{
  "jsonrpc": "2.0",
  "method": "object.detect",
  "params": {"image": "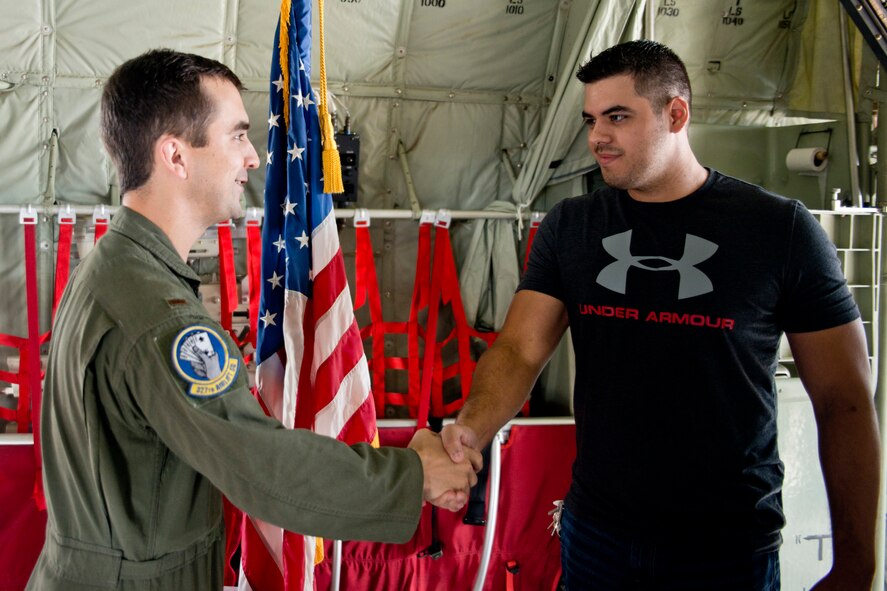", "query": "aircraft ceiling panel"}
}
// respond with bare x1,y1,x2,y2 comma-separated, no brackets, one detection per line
233,1,281,82
395,99,503,211
658,0,797,104
53,86,108,205
403,0,557,95
309,0,402,85
0,84,43,203
53,0,227,78
0,2,41,75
